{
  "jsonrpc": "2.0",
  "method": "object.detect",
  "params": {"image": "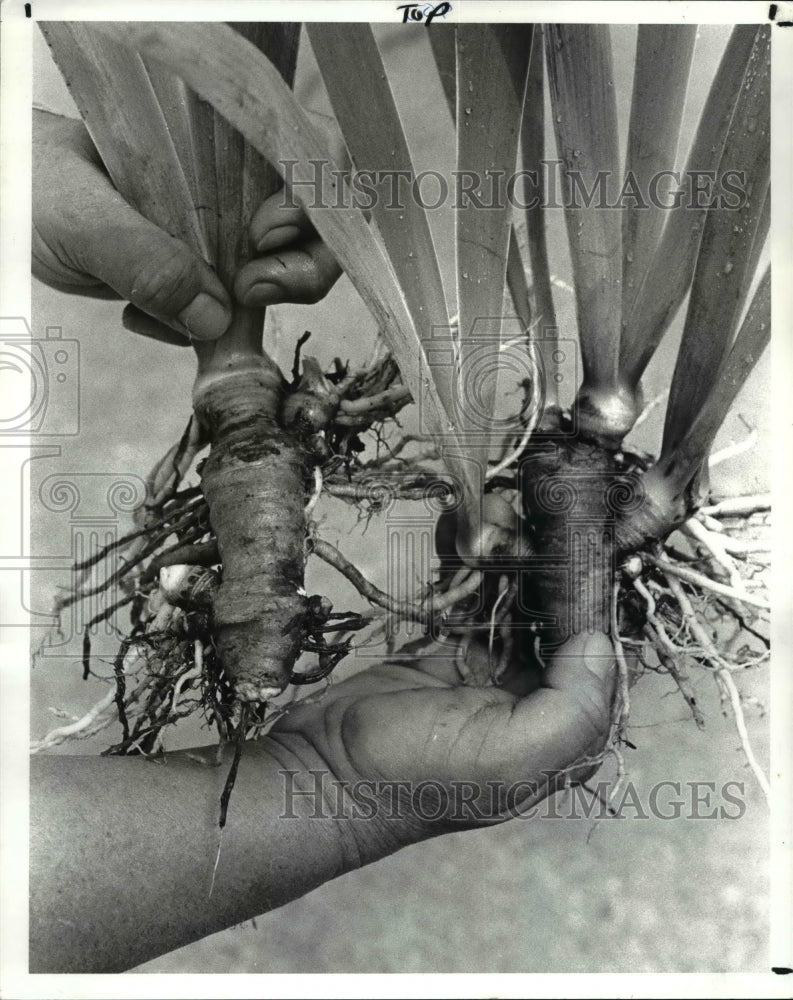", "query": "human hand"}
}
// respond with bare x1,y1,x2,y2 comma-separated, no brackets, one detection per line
29,631,615,972
268,631,617,854
32,110,341,344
